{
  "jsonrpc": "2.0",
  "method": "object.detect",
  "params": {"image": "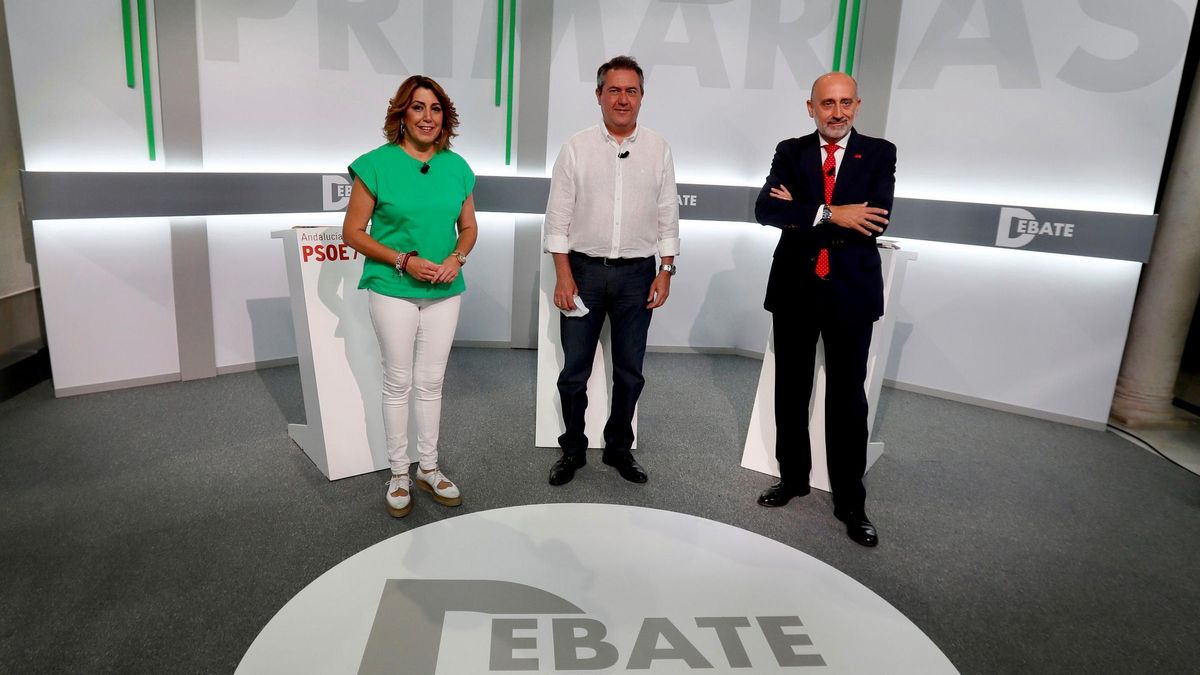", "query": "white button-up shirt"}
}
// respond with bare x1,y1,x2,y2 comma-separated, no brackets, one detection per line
811,132,849,226
543,124,680,258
